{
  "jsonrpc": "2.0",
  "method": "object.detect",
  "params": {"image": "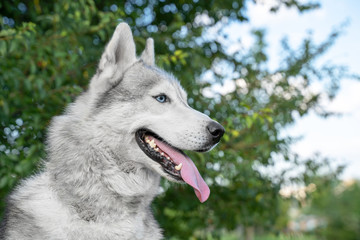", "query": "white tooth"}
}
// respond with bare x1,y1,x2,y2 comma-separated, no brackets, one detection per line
155,147,159,151
161,152,164,156
175,163,183,171
148,139,156,148
166,157,170,160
